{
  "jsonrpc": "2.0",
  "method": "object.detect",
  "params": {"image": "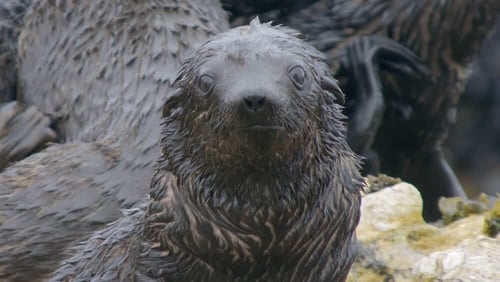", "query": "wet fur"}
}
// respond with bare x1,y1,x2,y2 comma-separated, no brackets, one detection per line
0,0,228,280
281,0,500,219
51,20,364,282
